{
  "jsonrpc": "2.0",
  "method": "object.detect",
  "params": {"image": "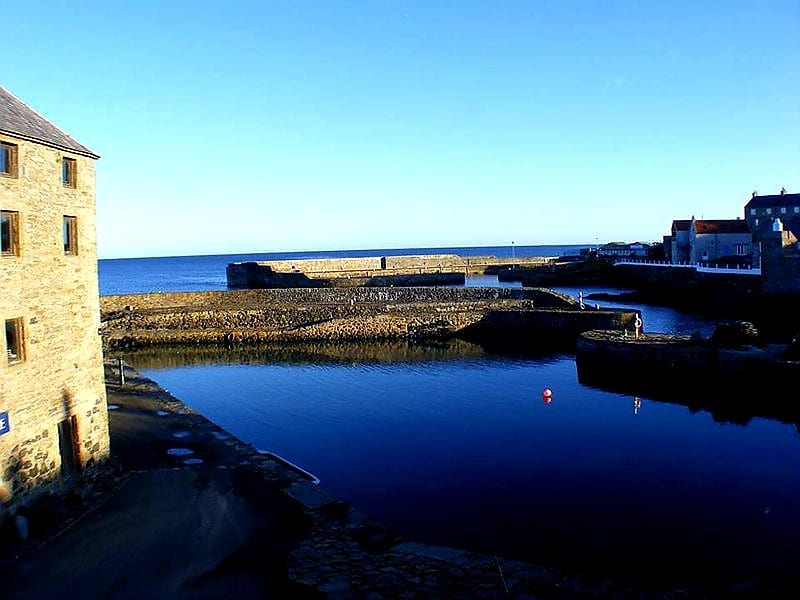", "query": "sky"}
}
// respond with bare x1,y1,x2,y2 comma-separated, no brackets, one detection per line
3,1,798,259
